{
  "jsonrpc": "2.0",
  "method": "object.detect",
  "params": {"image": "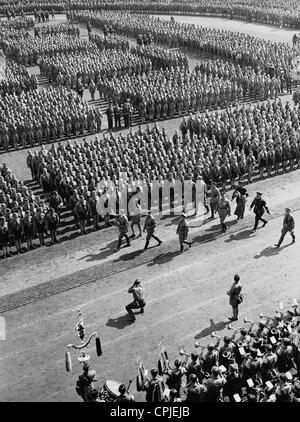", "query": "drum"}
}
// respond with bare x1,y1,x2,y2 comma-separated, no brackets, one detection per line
100,380,121,402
